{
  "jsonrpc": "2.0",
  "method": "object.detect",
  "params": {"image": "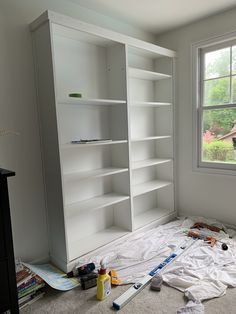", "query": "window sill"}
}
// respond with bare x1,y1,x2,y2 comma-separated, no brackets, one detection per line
193,163,236,176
